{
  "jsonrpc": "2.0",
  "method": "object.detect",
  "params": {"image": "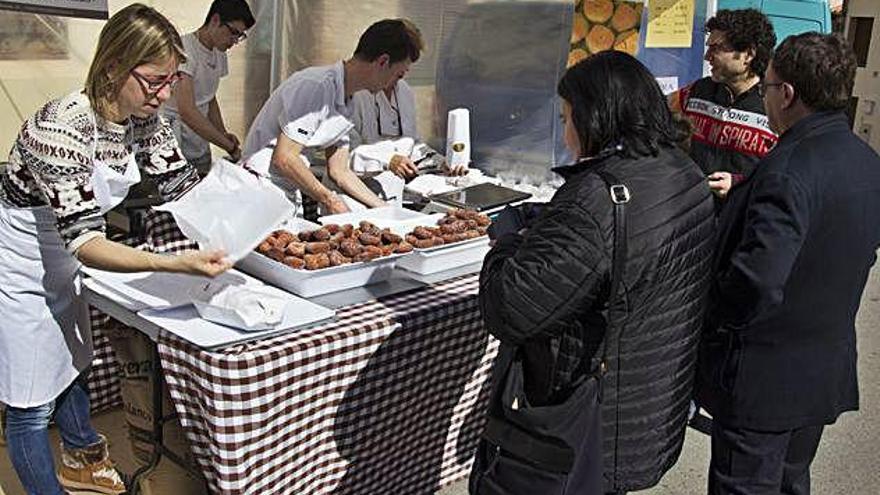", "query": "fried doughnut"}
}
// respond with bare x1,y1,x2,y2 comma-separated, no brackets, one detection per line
413,226,433,240
354,245,382,262
328,250,351,266
304,253,330,270
341,224,355,237
432,236,446,246
395,242,413,253
412,238,434,249
359,220,378,232
285,242,306,257
339,239,363,257
257,241,272,254
358,233,382,246
381,231,402,244
312,228,331,241
305,241,331,254
324,224,340,234
297,230,313,242
475,214,491,227
405,234,419,245
276,231,295,245
283,256,306,269
380,244,396,256
267,246,286,261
